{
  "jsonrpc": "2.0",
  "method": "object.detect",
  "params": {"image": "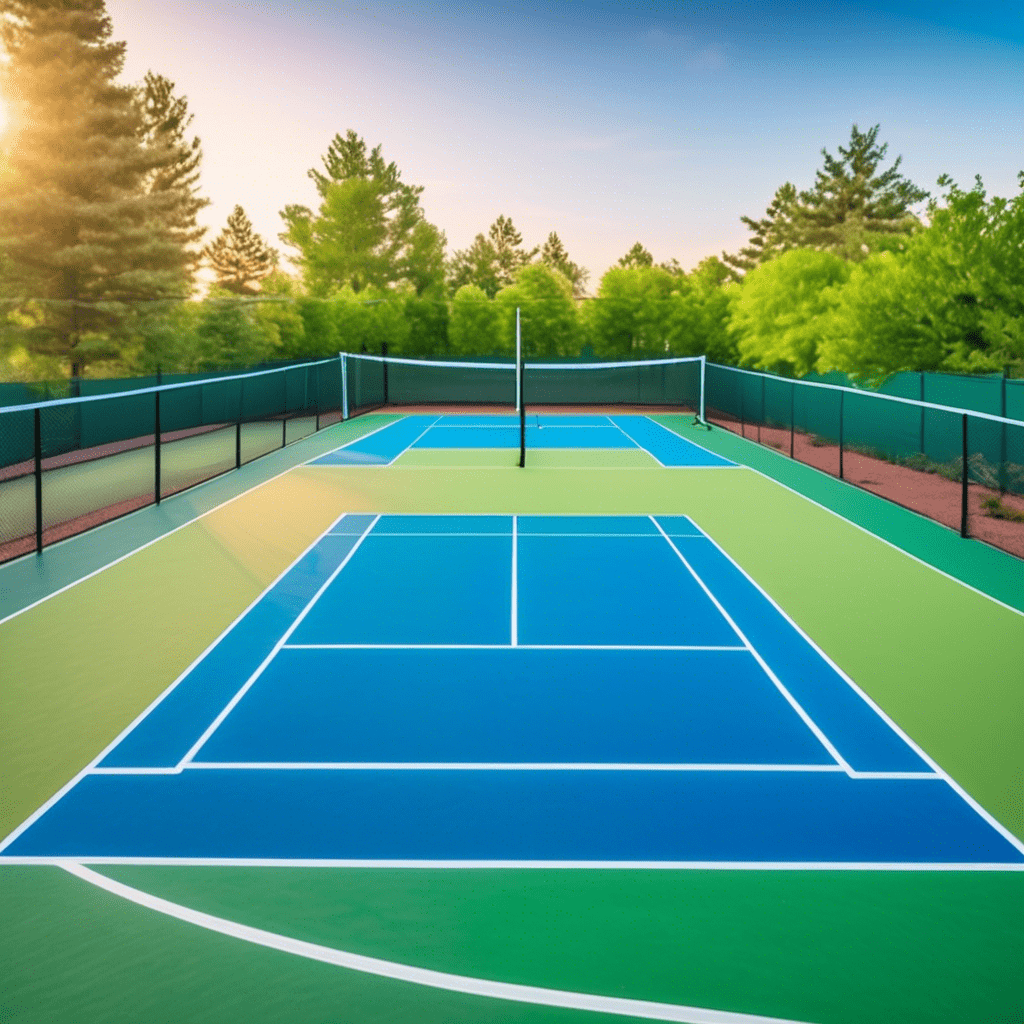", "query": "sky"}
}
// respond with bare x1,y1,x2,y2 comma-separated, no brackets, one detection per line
99,0,1024,288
